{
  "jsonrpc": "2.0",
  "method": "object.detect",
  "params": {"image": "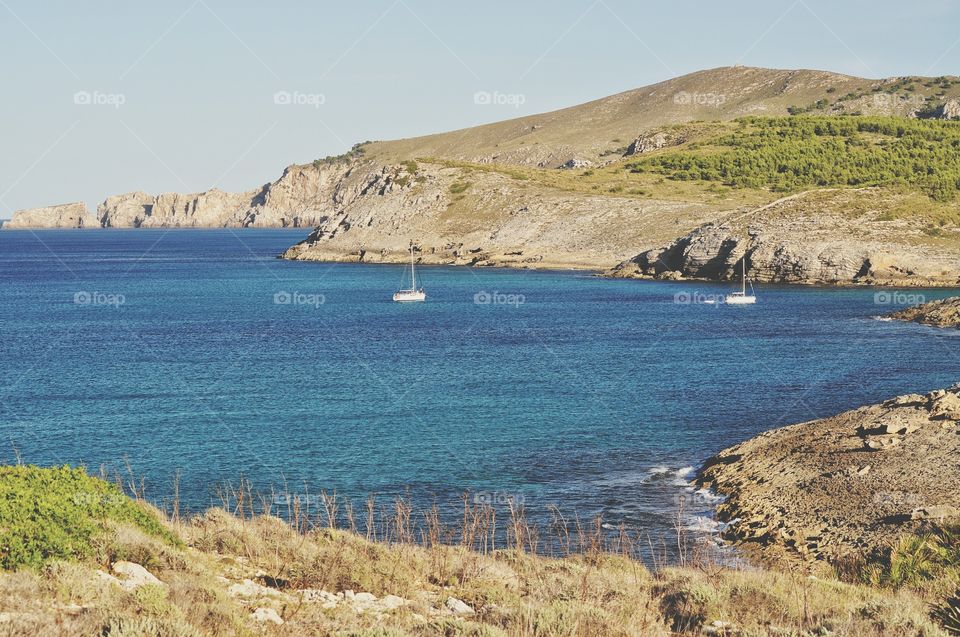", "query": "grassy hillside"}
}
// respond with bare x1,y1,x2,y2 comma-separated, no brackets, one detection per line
364,67,960,170
1,465,959,635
